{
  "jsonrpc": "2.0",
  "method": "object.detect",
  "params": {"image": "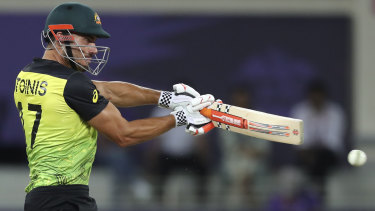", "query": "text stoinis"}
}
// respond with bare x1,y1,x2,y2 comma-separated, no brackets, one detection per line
15,77,48,96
